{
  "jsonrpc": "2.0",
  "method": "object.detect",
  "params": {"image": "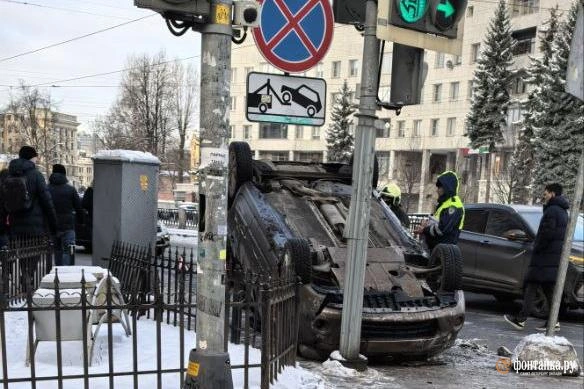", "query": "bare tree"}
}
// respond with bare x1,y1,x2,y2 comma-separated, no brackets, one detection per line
395,137,422,213
492,151,523,204
171,62,198,183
